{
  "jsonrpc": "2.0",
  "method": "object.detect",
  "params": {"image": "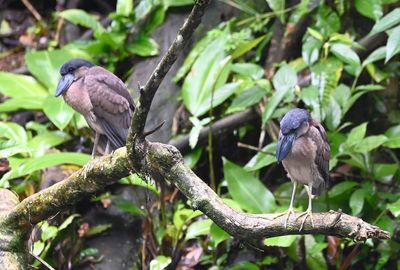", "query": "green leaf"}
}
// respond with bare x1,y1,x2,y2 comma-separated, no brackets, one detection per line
41,223,58,241
25,49,91,91
349,189,367,215
33,241,45,256
324,96,341,130
58,214,80,231
362,46,386,66
113,197,144,216
185,219,212,240
127,36,159,57
262,88,290,123
231,63,264,80
272,65,297,92
59,9,103,31
231,35,266,59
173,33,214,82
0,97,45,112
0,73,47,98
369,8,400,35
355,135,388,152
329,181,358,197
195,82,240,117
227,85,267,114
305,235,327,270
27,131,70,156
355,0,382,20
150,256,172,270
229,262,260,270
173,208,202,230
347,123,367,145
383,137,400,148
87,224,112,237
302,36,322,65
210,223,230,247
0,122,28,144
244,152,276,171
264,235,298,247
385,25,400,63
181,34,229,116
387,198,400,217
116,0,133,16
43,96,75,130
9,152,90,180
307,27,324,41
330,44,361,67
164,0,194,7
223,158,276,213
